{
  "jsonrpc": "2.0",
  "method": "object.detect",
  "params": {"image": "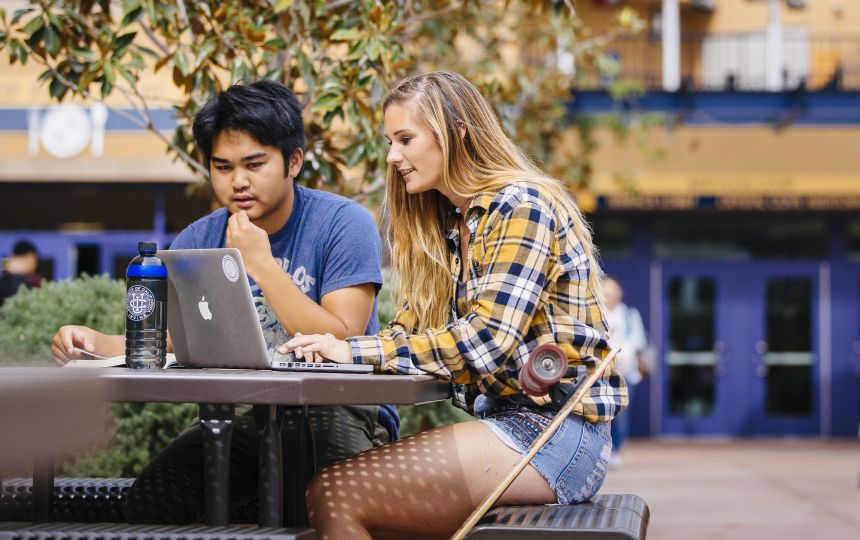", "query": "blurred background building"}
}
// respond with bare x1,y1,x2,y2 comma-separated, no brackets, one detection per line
1,0,858,438
574,0,860,440
0,53,208,279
